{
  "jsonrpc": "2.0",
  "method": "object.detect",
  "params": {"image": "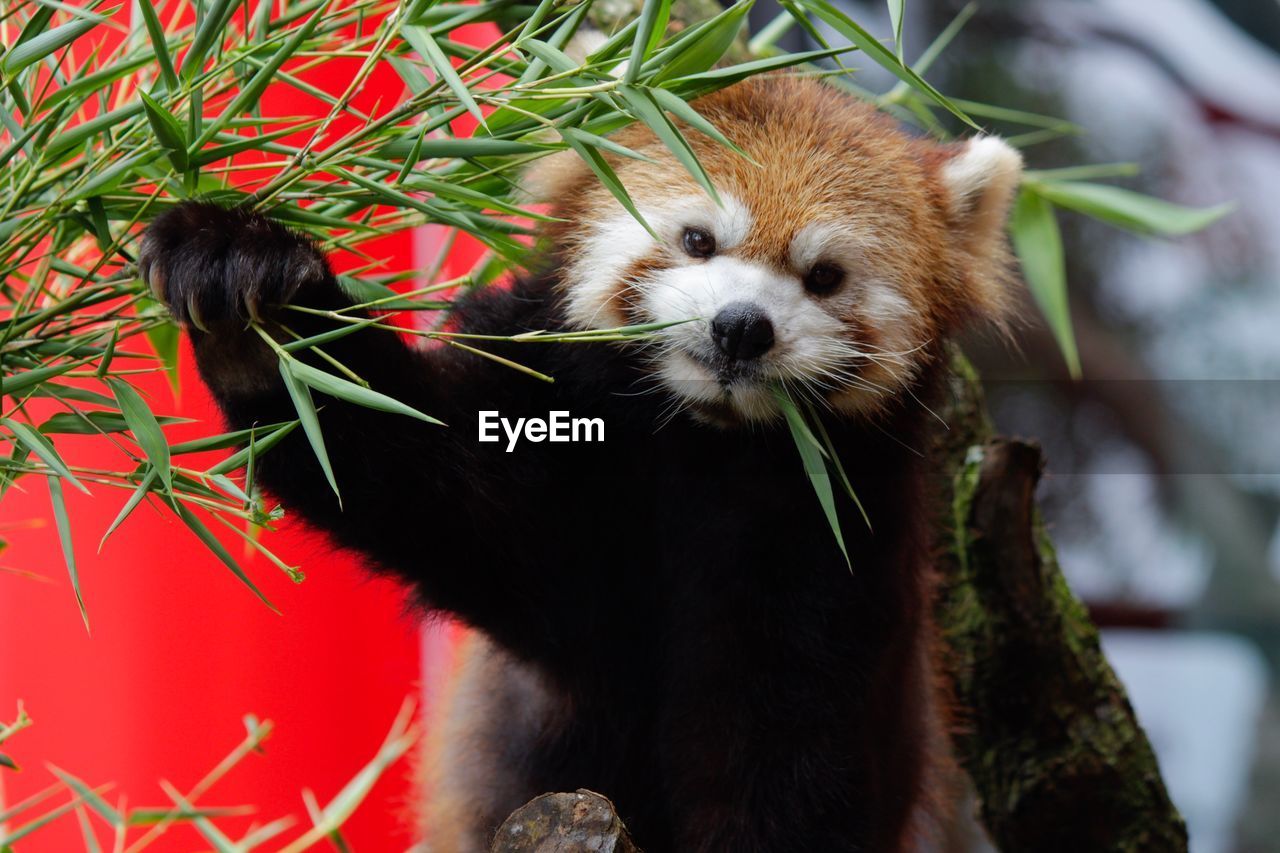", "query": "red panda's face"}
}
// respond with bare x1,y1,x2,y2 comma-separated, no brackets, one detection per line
534,78,1023,424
